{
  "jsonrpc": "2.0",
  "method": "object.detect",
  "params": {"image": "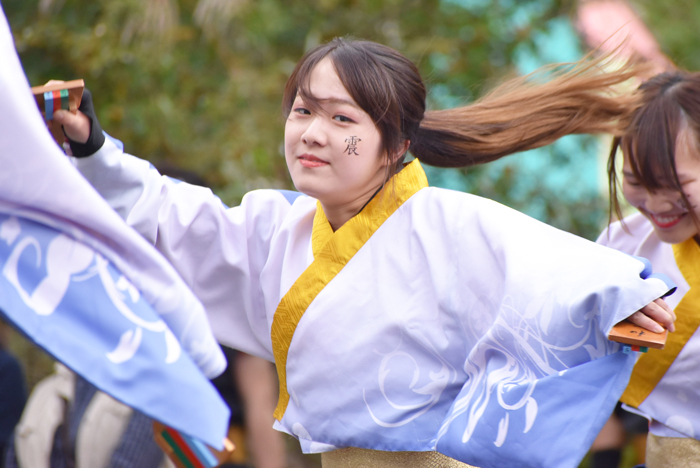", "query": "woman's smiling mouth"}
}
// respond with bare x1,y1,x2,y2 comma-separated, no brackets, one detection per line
298,154,330,168
648,212,686,229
